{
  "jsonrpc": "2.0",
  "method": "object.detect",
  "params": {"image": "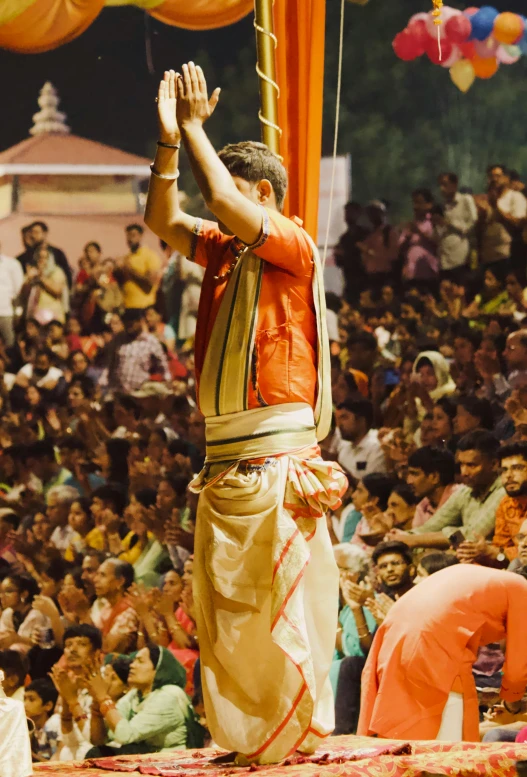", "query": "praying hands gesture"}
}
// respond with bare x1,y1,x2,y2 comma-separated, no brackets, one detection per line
157,70,181,146
176,63,221,130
